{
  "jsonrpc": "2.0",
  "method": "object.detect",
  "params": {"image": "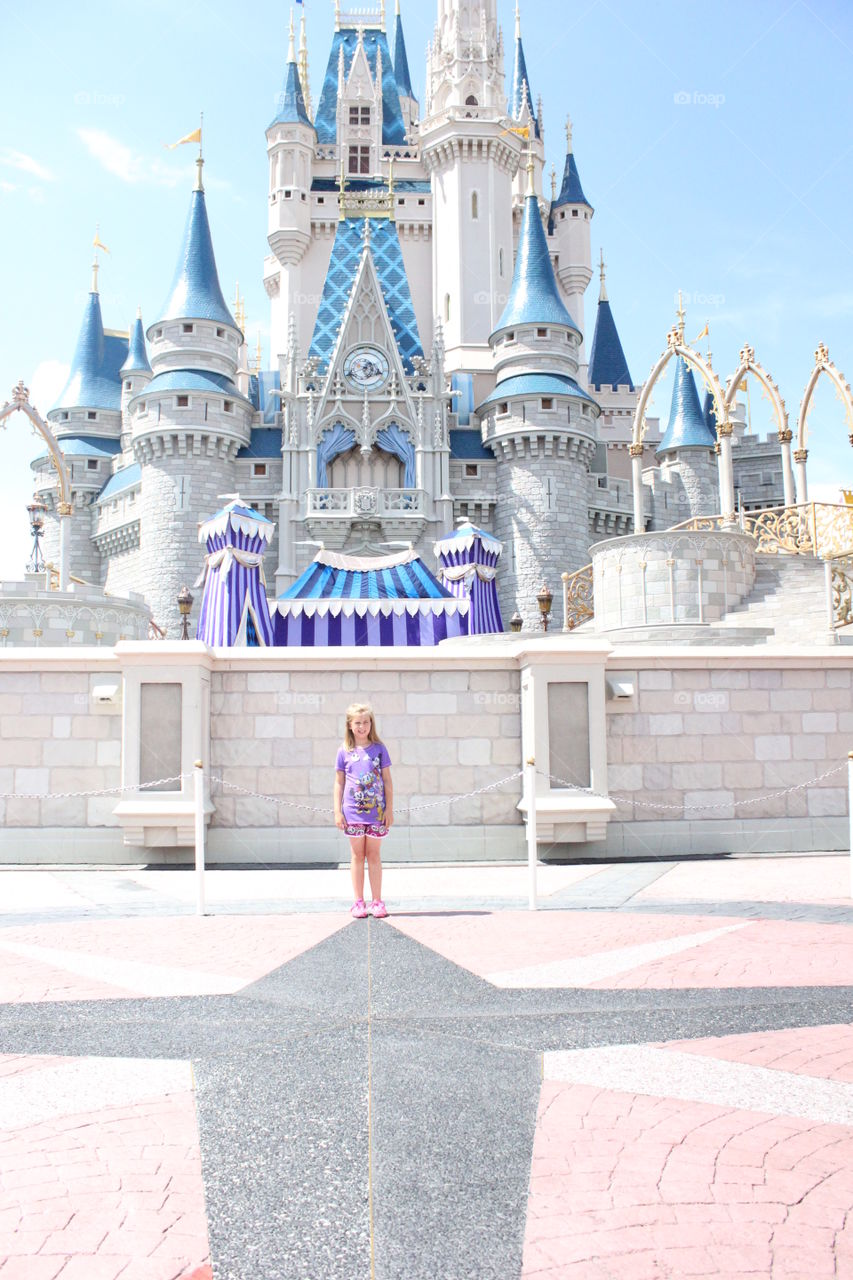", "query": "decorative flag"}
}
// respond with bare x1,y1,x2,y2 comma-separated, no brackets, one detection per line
93,232,110,254
693,322,710,343
165,127,202,150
